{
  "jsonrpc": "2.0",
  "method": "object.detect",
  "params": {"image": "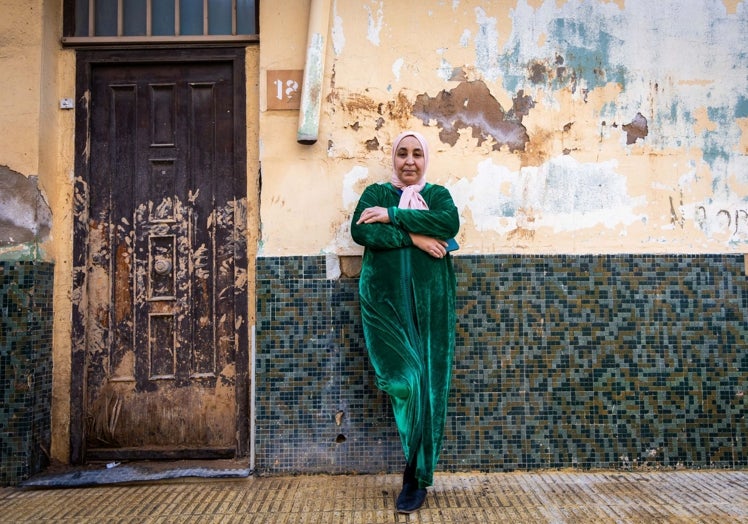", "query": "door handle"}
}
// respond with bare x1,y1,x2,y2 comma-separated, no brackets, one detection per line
153,258,173,275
